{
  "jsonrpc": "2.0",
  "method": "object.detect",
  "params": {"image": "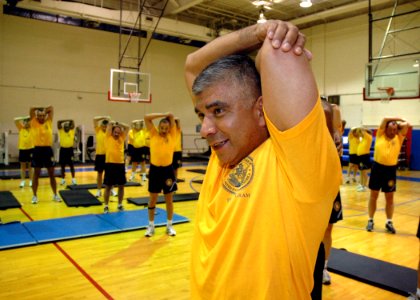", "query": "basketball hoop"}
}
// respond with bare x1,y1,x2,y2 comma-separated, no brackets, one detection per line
377,87,394,102
128,92,141,103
